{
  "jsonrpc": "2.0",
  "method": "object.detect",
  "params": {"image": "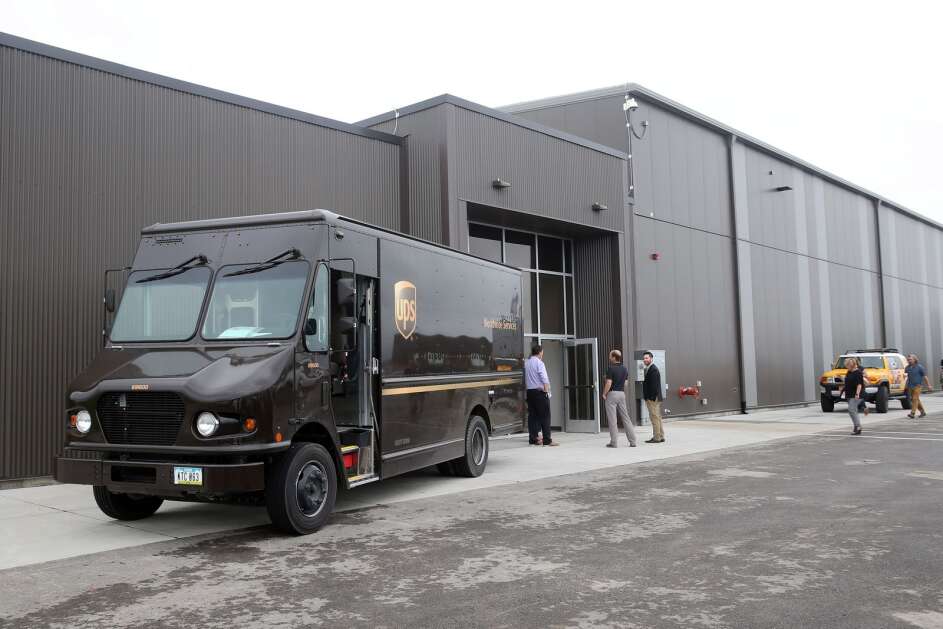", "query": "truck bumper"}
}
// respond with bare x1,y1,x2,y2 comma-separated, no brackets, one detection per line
55,456,265,495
